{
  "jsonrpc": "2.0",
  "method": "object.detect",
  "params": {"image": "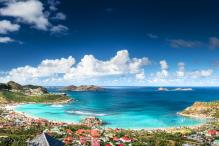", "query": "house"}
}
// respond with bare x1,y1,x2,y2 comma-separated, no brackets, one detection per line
66,129,73,135
207,130,219,136
120,136,133,143
64,136,73,145
113,137,119,142
27,132,64,146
